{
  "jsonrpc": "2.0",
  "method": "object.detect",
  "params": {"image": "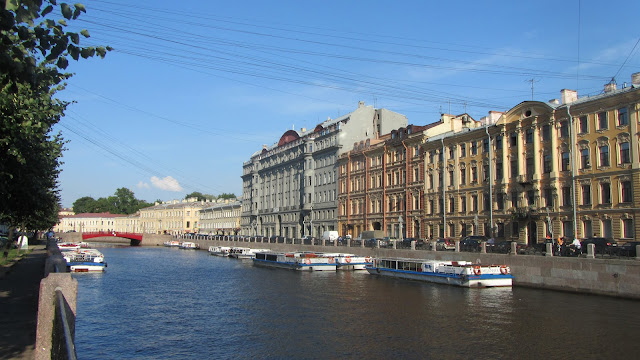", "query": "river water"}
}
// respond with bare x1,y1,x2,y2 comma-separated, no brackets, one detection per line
73,246,640,359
